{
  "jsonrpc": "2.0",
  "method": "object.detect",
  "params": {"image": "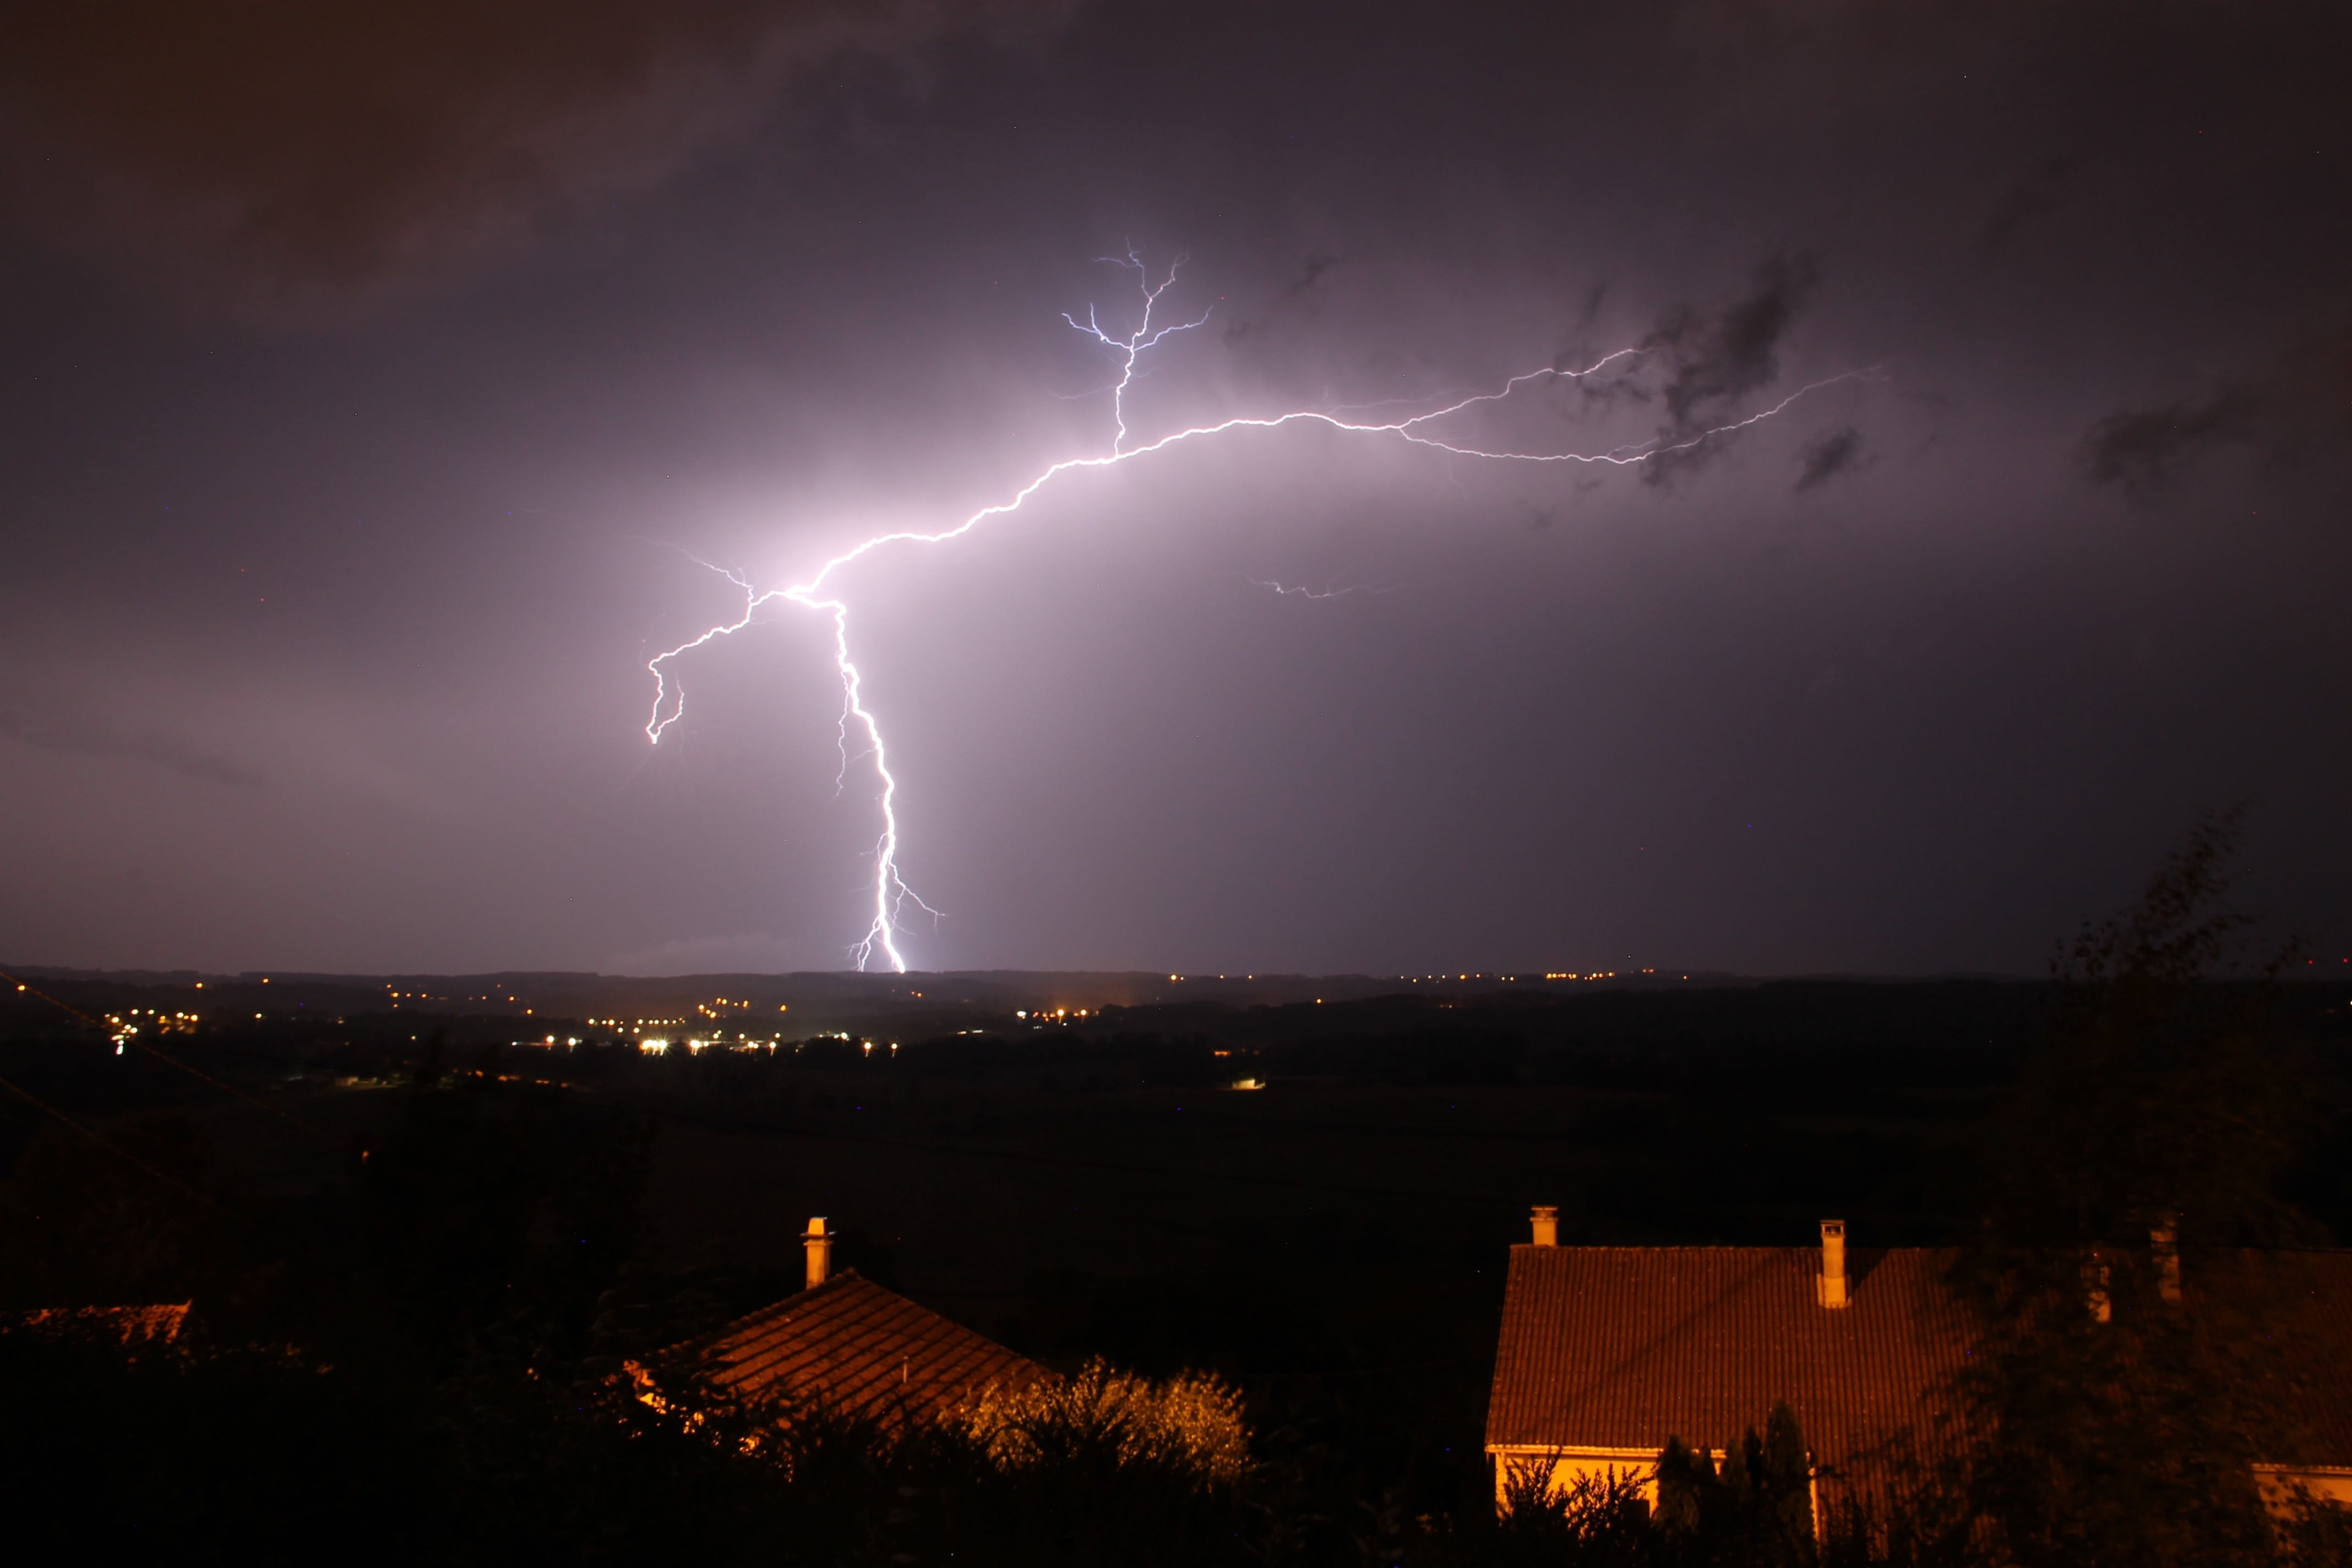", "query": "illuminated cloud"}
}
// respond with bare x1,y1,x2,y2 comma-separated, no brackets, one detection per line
0,0,2345,976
